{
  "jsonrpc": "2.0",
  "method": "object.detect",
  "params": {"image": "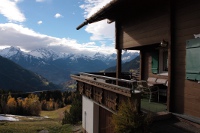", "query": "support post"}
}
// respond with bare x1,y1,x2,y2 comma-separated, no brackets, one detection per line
115,20,122,83
168,0,175,112
116,49,122,84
